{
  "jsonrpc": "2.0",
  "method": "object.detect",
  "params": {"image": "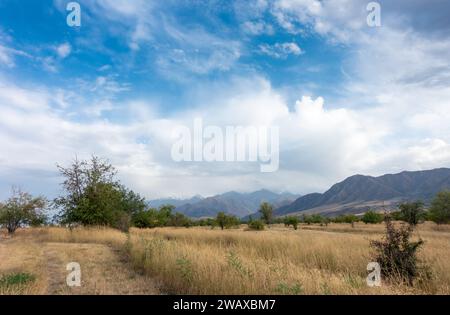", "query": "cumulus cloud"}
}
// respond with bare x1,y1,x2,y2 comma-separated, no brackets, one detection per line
1,72,449,199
